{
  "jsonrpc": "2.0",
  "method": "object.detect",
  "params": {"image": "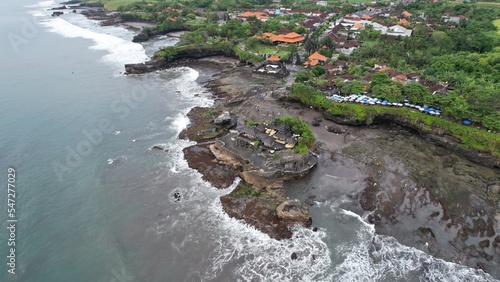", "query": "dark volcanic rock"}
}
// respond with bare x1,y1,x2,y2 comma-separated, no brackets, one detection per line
132,33,149,43
220,182,292,240
183,143,237,189
151,145,168,152
291,252,298,260
276,199,312,227
50,6,67,10
125,46,238,74
214,111,232,126
52,11,64,17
